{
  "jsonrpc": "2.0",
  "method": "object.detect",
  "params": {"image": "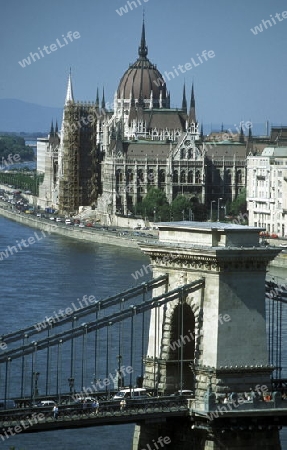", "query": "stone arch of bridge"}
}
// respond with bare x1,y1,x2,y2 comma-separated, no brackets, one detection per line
160,294,202,393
